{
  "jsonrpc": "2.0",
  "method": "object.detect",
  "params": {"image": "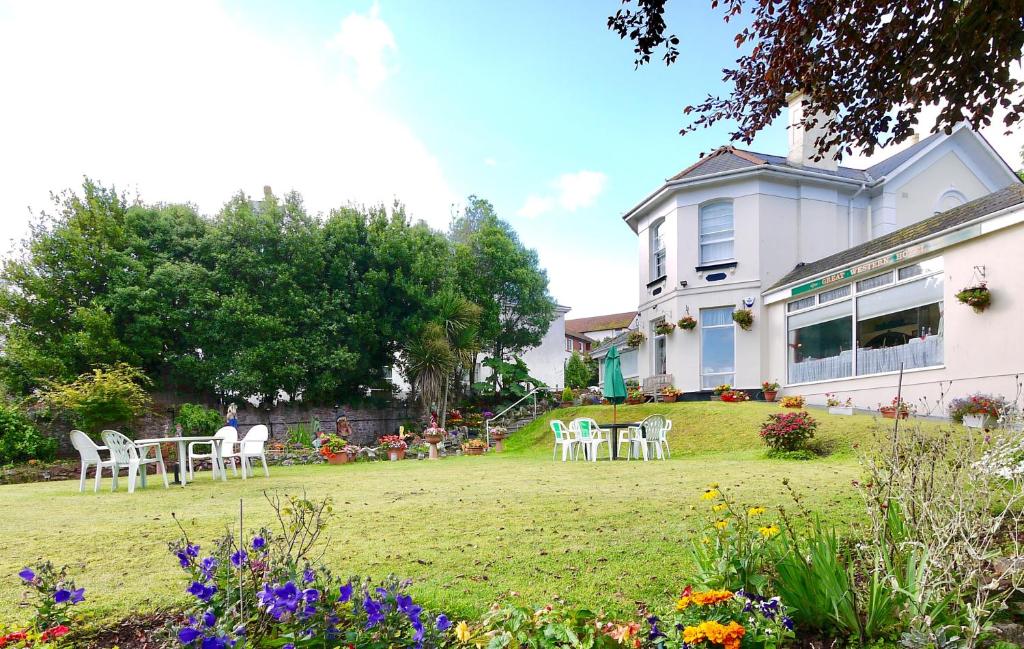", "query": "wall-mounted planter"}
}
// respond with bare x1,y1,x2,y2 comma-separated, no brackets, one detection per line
955,284,991,313
732,309,754,331
963,413,997,429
